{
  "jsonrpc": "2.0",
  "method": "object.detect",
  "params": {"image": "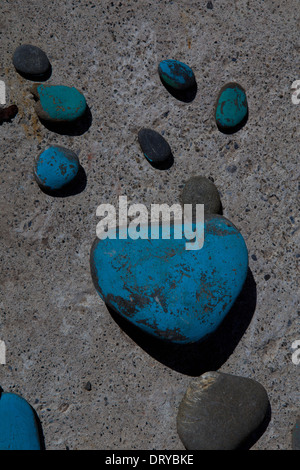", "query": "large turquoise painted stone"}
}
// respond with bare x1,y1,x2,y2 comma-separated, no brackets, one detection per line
0,392,41,450
158,59,196,91
31,83,87,122
34,146,80,191
215,82,248,133
90,214,248,344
